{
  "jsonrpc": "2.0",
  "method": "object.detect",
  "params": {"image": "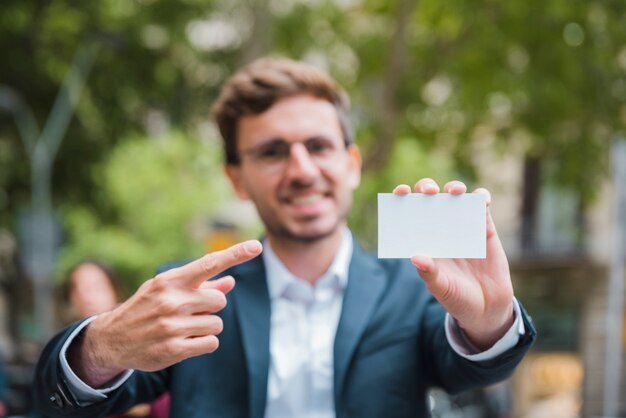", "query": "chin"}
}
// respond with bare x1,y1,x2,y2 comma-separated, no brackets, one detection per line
278,221,342,243
289,232,334,243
